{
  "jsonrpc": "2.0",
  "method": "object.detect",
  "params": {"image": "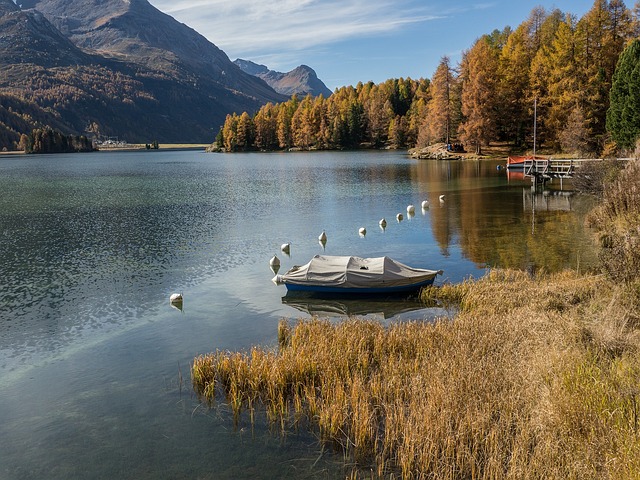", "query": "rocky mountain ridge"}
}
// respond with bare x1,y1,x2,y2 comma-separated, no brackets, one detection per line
234,59,333,98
